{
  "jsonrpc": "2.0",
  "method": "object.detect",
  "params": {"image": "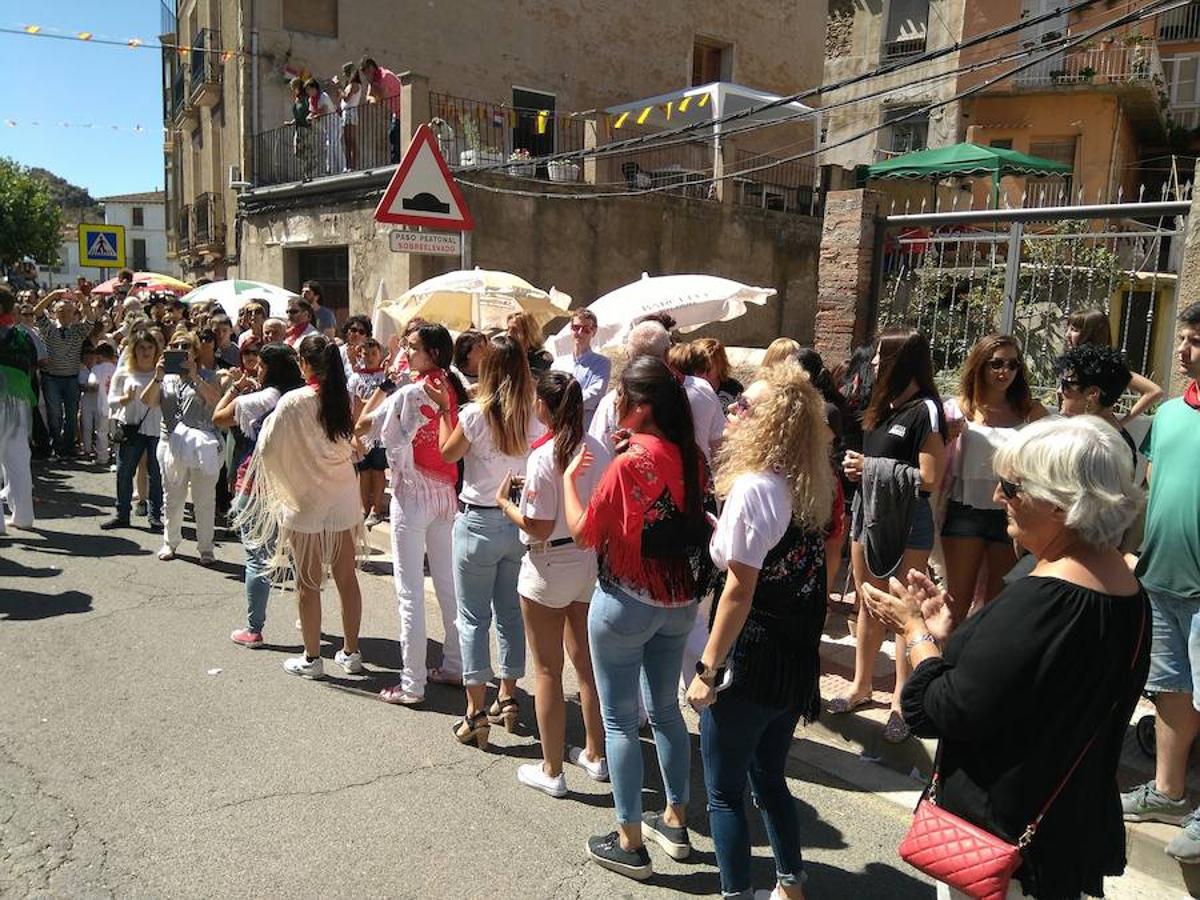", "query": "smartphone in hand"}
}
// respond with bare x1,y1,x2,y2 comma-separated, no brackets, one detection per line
163,350,188,375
